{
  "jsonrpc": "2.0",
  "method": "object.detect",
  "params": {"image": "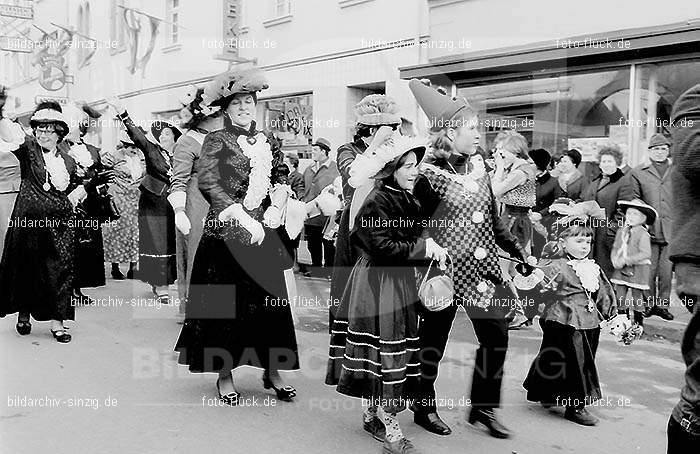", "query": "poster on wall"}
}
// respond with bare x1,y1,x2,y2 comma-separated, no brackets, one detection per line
567,137,610,162
258,94,313,154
